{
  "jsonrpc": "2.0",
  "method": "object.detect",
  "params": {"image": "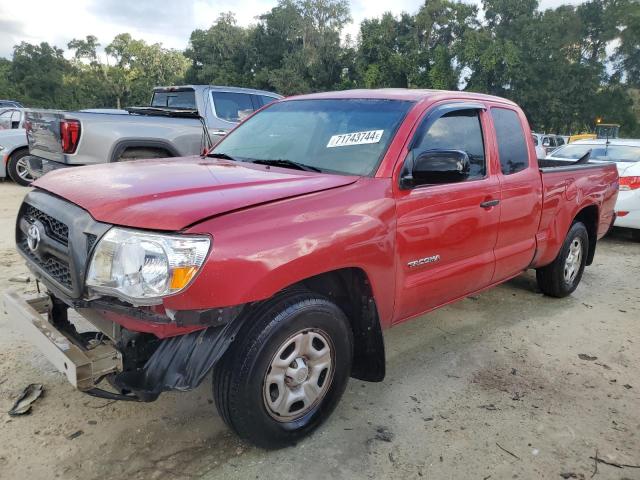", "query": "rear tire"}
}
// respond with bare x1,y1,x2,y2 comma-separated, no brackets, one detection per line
7,149,32,186
631,229,640,242
213,290,352,449
536,222,589,298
